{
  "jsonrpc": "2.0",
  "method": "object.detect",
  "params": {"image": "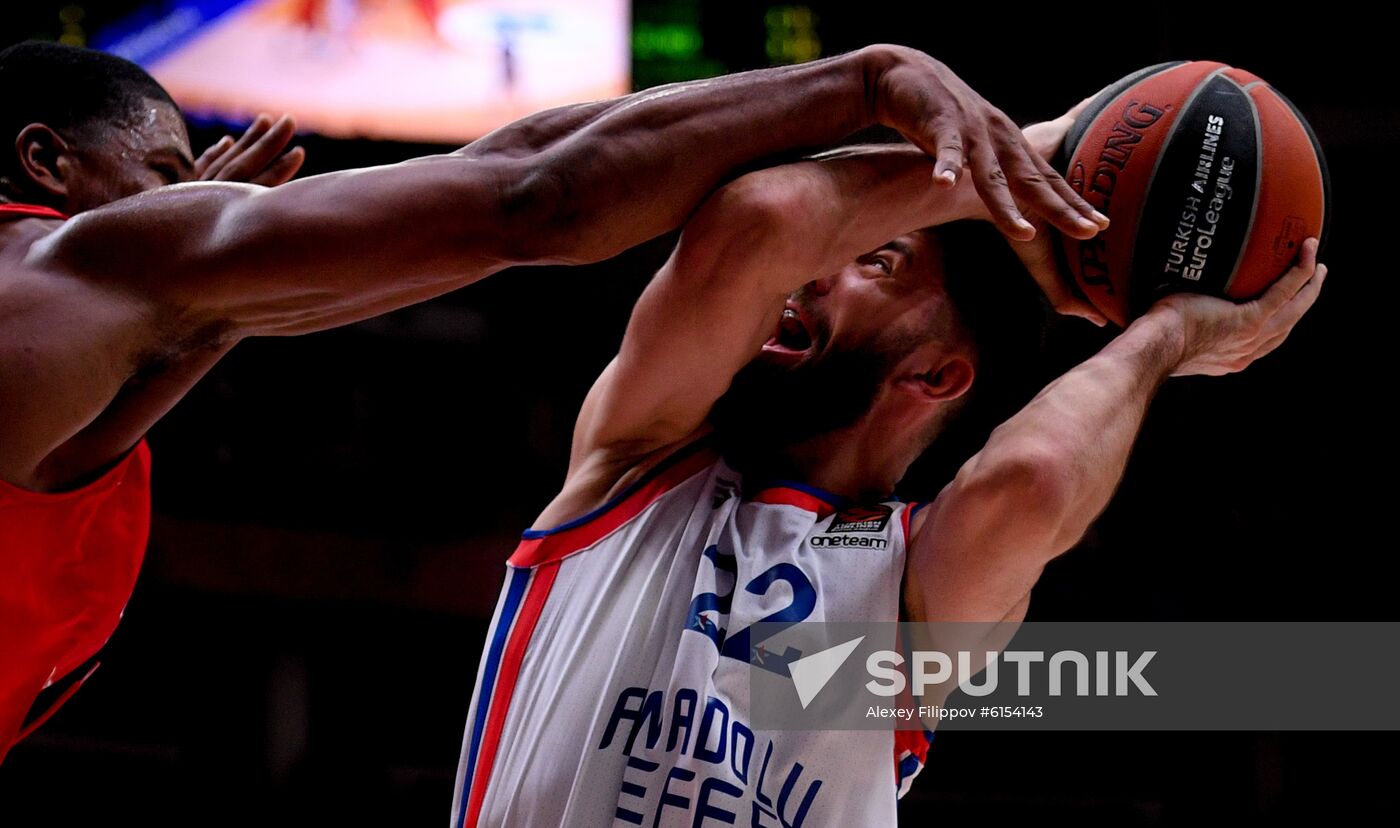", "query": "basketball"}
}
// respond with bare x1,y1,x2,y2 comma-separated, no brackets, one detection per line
1056,61,1330,326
